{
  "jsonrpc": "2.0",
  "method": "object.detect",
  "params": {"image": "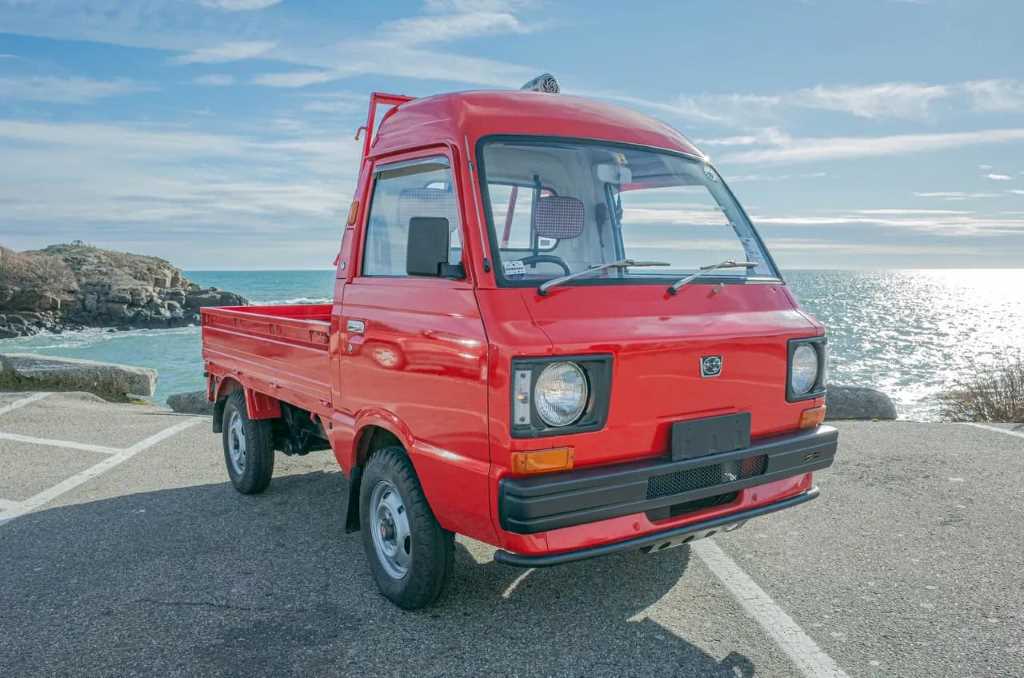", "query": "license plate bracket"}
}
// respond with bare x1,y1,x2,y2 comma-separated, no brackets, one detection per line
642,521,746,554
670,412,751,461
